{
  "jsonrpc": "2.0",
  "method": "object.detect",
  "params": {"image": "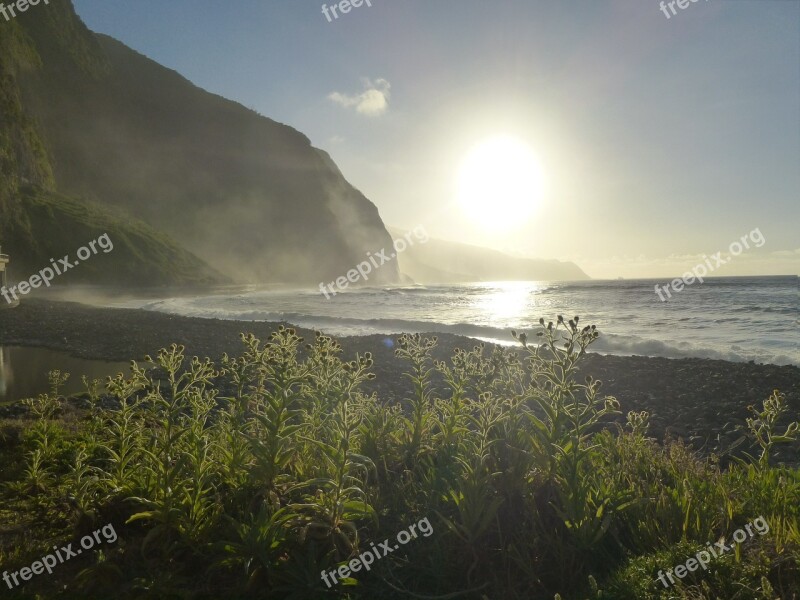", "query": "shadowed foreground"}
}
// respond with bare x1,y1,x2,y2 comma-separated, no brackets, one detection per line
0,316,797,599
